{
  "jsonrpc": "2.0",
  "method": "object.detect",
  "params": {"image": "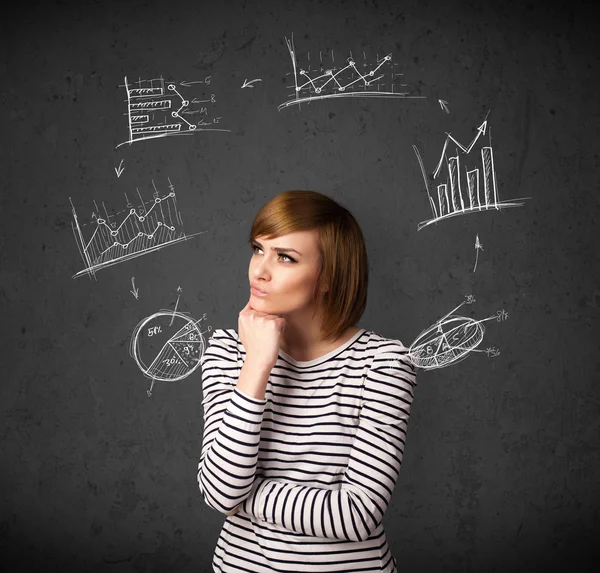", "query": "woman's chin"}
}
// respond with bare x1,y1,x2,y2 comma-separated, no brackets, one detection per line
251,296,273,309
